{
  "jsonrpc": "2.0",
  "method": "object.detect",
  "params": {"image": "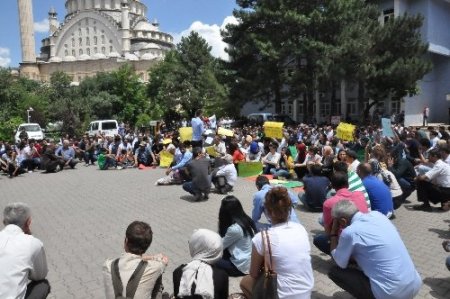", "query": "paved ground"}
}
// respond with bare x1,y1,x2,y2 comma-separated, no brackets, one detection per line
1,166,449,298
